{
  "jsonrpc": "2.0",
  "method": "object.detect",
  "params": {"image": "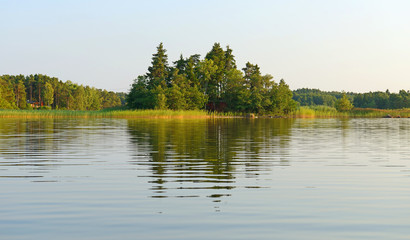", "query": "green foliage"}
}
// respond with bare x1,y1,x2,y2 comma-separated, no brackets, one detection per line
197,58,218,101
222,68,248,111
116,92,127,106
335,93,354,111
185,85,208,110
43,82,54,106
0,74,121,110
205,43,226,102
127,76,153,109
127,43,297,116
292,88,339,107
101,90,121,109
0,76,17,109
274,79,298,114
152,86,167,110
39,106,52,110
147,42,169,88
295,88,410,110
166,84,186,110
15,78,27,109
354,90,410,109
85,86,102,110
